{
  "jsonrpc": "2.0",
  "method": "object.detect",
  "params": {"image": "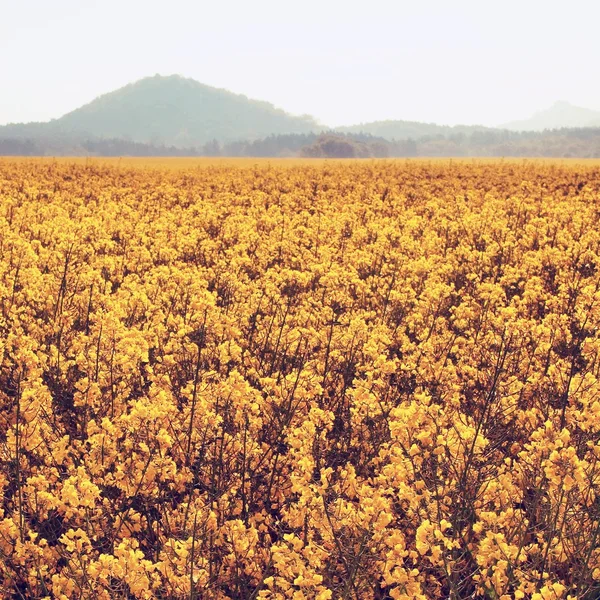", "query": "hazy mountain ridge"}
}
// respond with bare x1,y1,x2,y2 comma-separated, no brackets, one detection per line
501,101,600,132
2,75,600,156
